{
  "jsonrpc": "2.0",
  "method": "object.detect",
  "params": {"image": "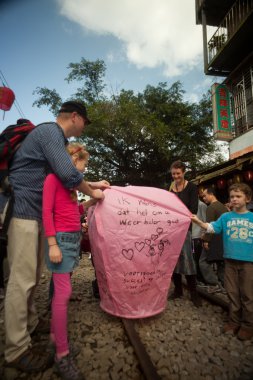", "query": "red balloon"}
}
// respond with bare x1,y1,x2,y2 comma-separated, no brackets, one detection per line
0,87,15,111
243,170,253,183
217,178,226,189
